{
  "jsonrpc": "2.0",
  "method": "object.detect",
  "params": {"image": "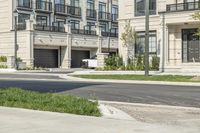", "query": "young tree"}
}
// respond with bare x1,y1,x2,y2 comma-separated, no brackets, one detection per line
120,20,137,65
121,20,137,47
192,12,200,36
